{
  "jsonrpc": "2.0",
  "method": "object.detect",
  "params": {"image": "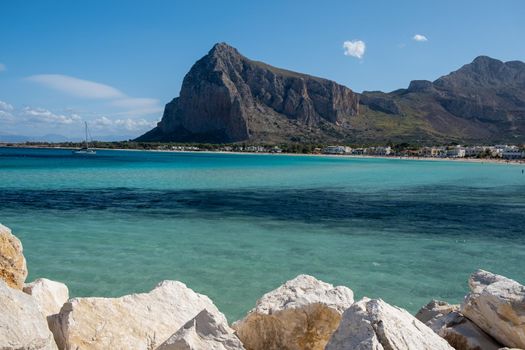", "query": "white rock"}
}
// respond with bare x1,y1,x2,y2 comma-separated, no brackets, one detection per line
461,269,525,349
0,222,28,289
415,299,459,324
0,279,58,350
50,280,220,350
418,299,502,350
428,311,502,350
326,297,454,350
232,274,354,350
24,278,69,318
157,309,245,350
